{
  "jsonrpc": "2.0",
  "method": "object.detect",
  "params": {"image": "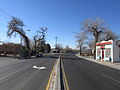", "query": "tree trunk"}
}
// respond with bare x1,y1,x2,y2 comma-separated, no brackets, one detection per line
90,49,92,55
79,46,82,56
94,32,99,59
14,29,30,51
14,29,30,58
